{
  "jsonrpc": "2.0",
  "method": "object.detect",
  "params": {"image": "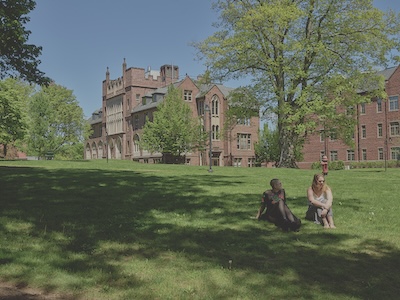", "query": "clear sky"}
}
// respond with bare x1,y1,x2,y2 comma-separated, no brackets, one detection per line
26,0,399,118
